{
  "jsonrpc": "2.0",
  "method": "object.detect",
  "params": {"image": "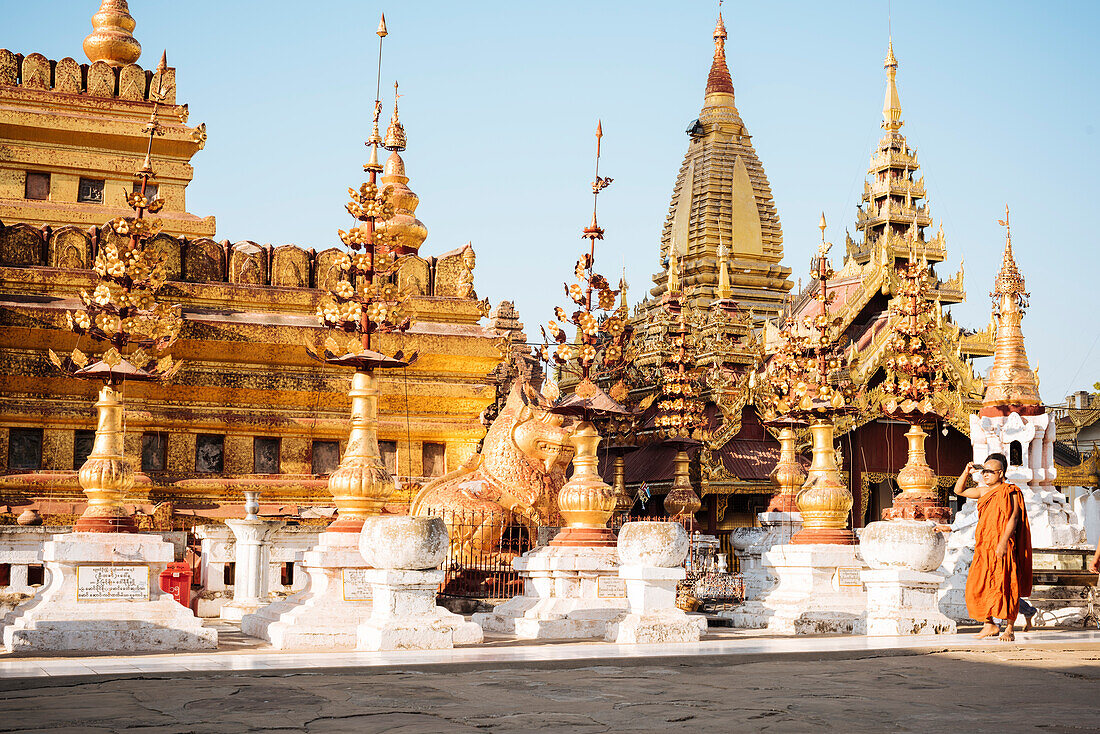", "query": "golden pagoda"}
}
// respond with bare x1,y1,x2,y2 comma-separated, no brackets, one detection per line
775,41,992,526
0,5,511,526
647,12,792,317
980,207,1042,417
